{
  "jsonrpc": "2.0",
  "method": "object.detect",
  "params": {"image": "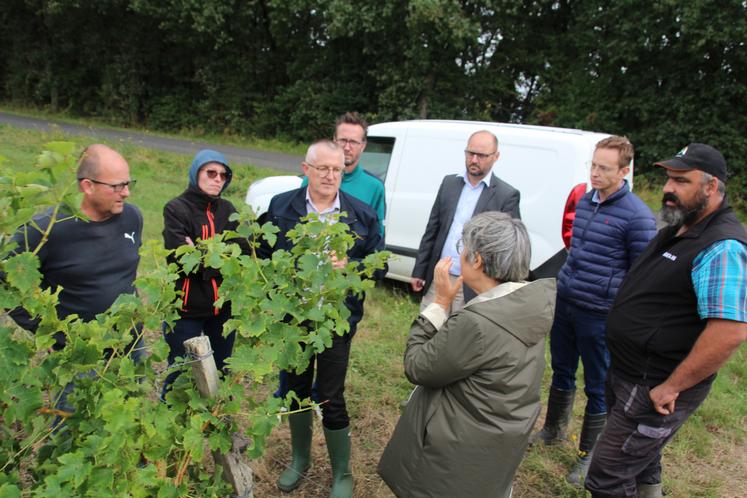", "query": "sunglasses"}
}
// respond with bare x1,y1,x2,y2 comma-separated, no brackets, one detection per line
204,169,228,181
